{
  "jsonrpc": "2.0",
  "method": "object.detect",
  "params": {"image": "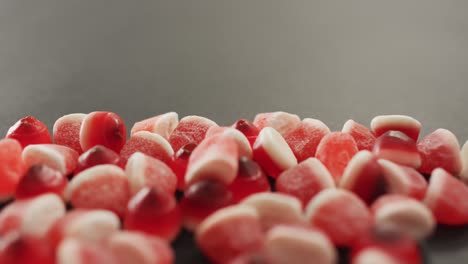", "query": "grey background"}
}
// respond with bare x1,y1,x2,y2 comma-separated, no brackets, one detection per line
0,1,467,263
